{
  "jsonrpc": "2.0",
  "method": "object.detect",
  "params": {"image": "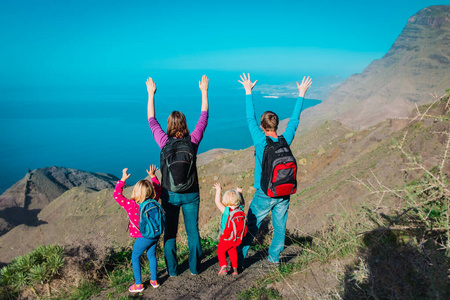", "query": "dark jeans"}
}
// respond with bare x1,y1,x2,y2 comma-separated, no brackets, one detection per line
162,190,202,276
